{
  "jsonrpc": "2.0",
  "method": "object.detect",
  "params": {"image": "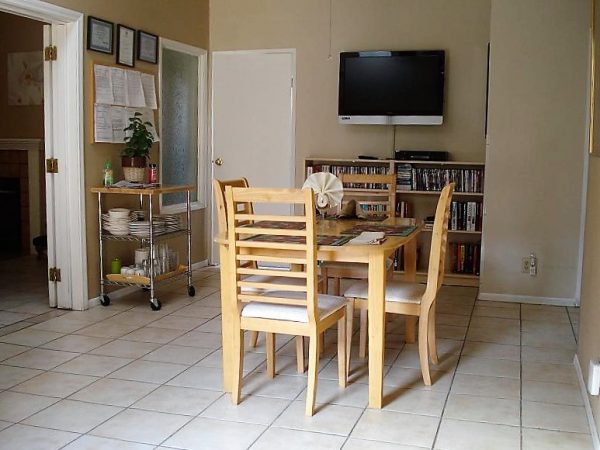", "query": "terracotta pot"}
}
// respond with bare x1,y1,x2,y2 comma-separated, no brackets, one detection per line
121,156,147,168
